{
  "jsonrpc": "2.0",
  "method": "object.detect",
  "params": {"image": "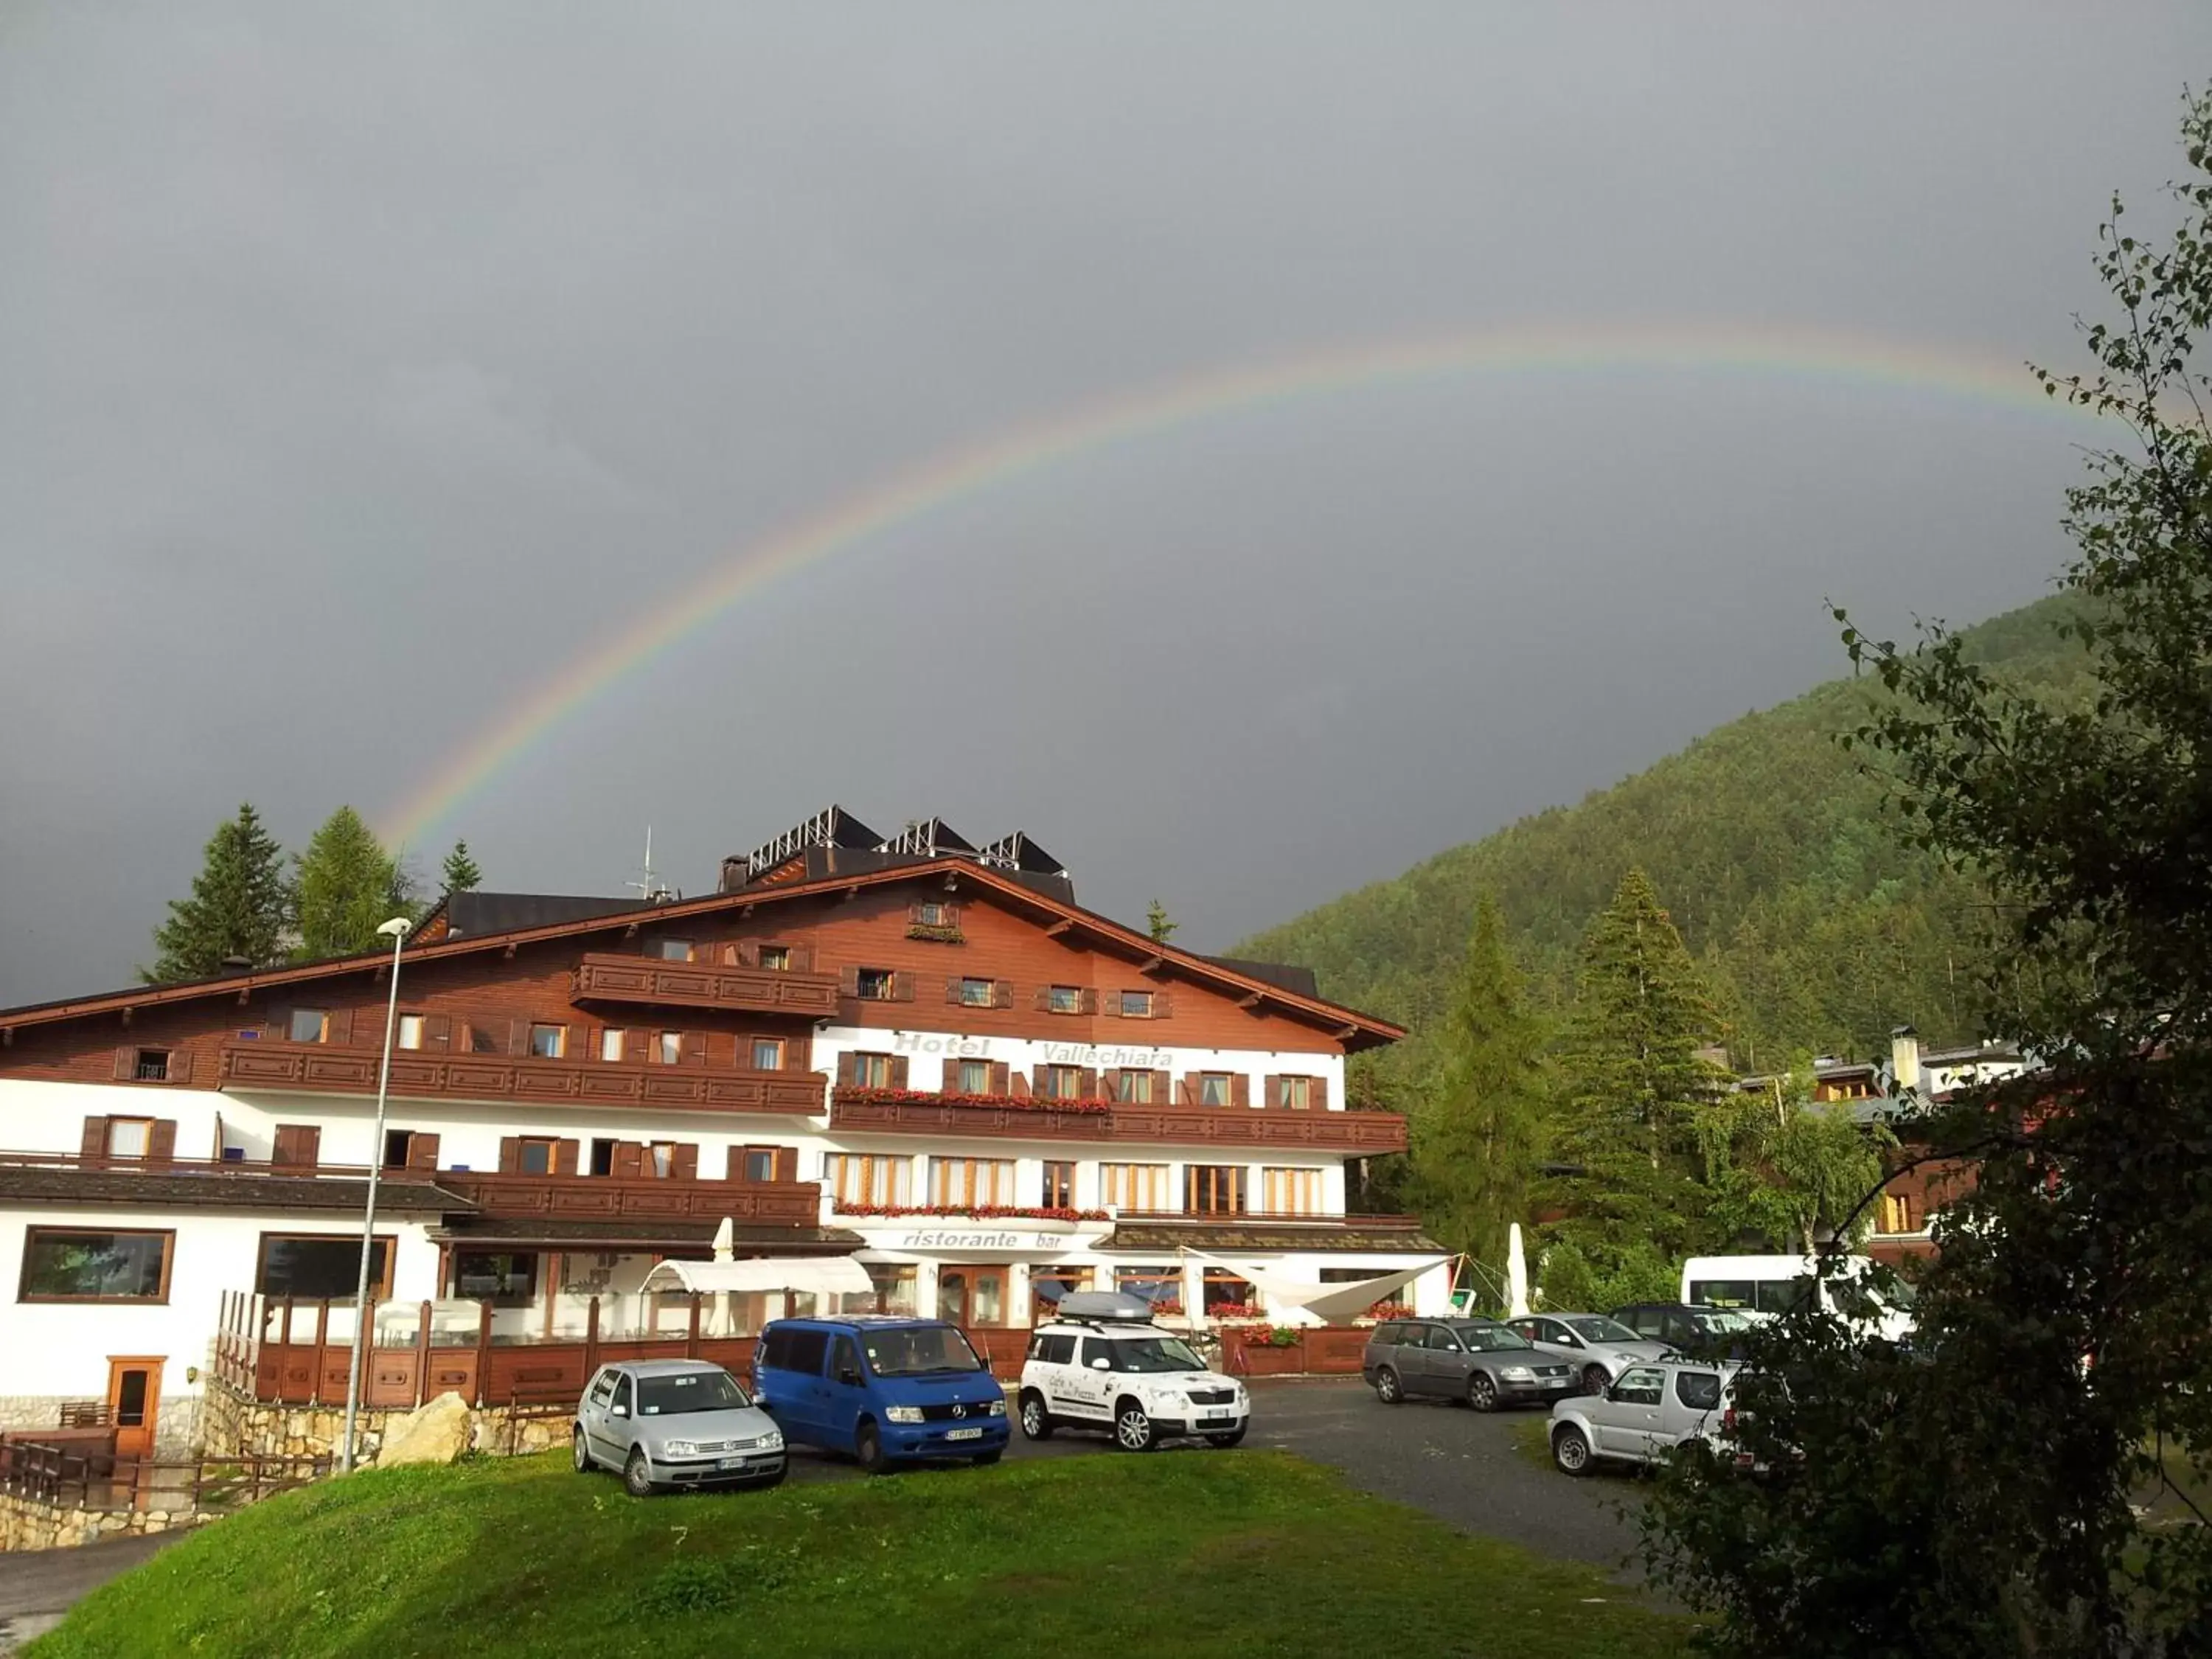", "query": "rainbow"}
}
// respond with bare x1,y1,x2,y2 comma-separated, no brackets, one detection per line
380,319,2095,847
